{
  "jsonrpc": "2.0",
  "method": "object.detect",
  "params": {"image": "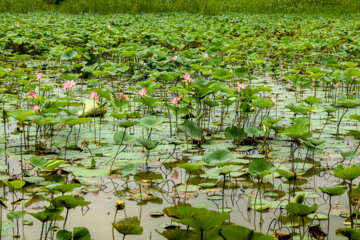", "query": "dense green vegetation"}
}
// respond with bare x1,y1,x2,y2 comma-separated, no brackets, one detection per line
0,11,360,240
0,0,360,14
